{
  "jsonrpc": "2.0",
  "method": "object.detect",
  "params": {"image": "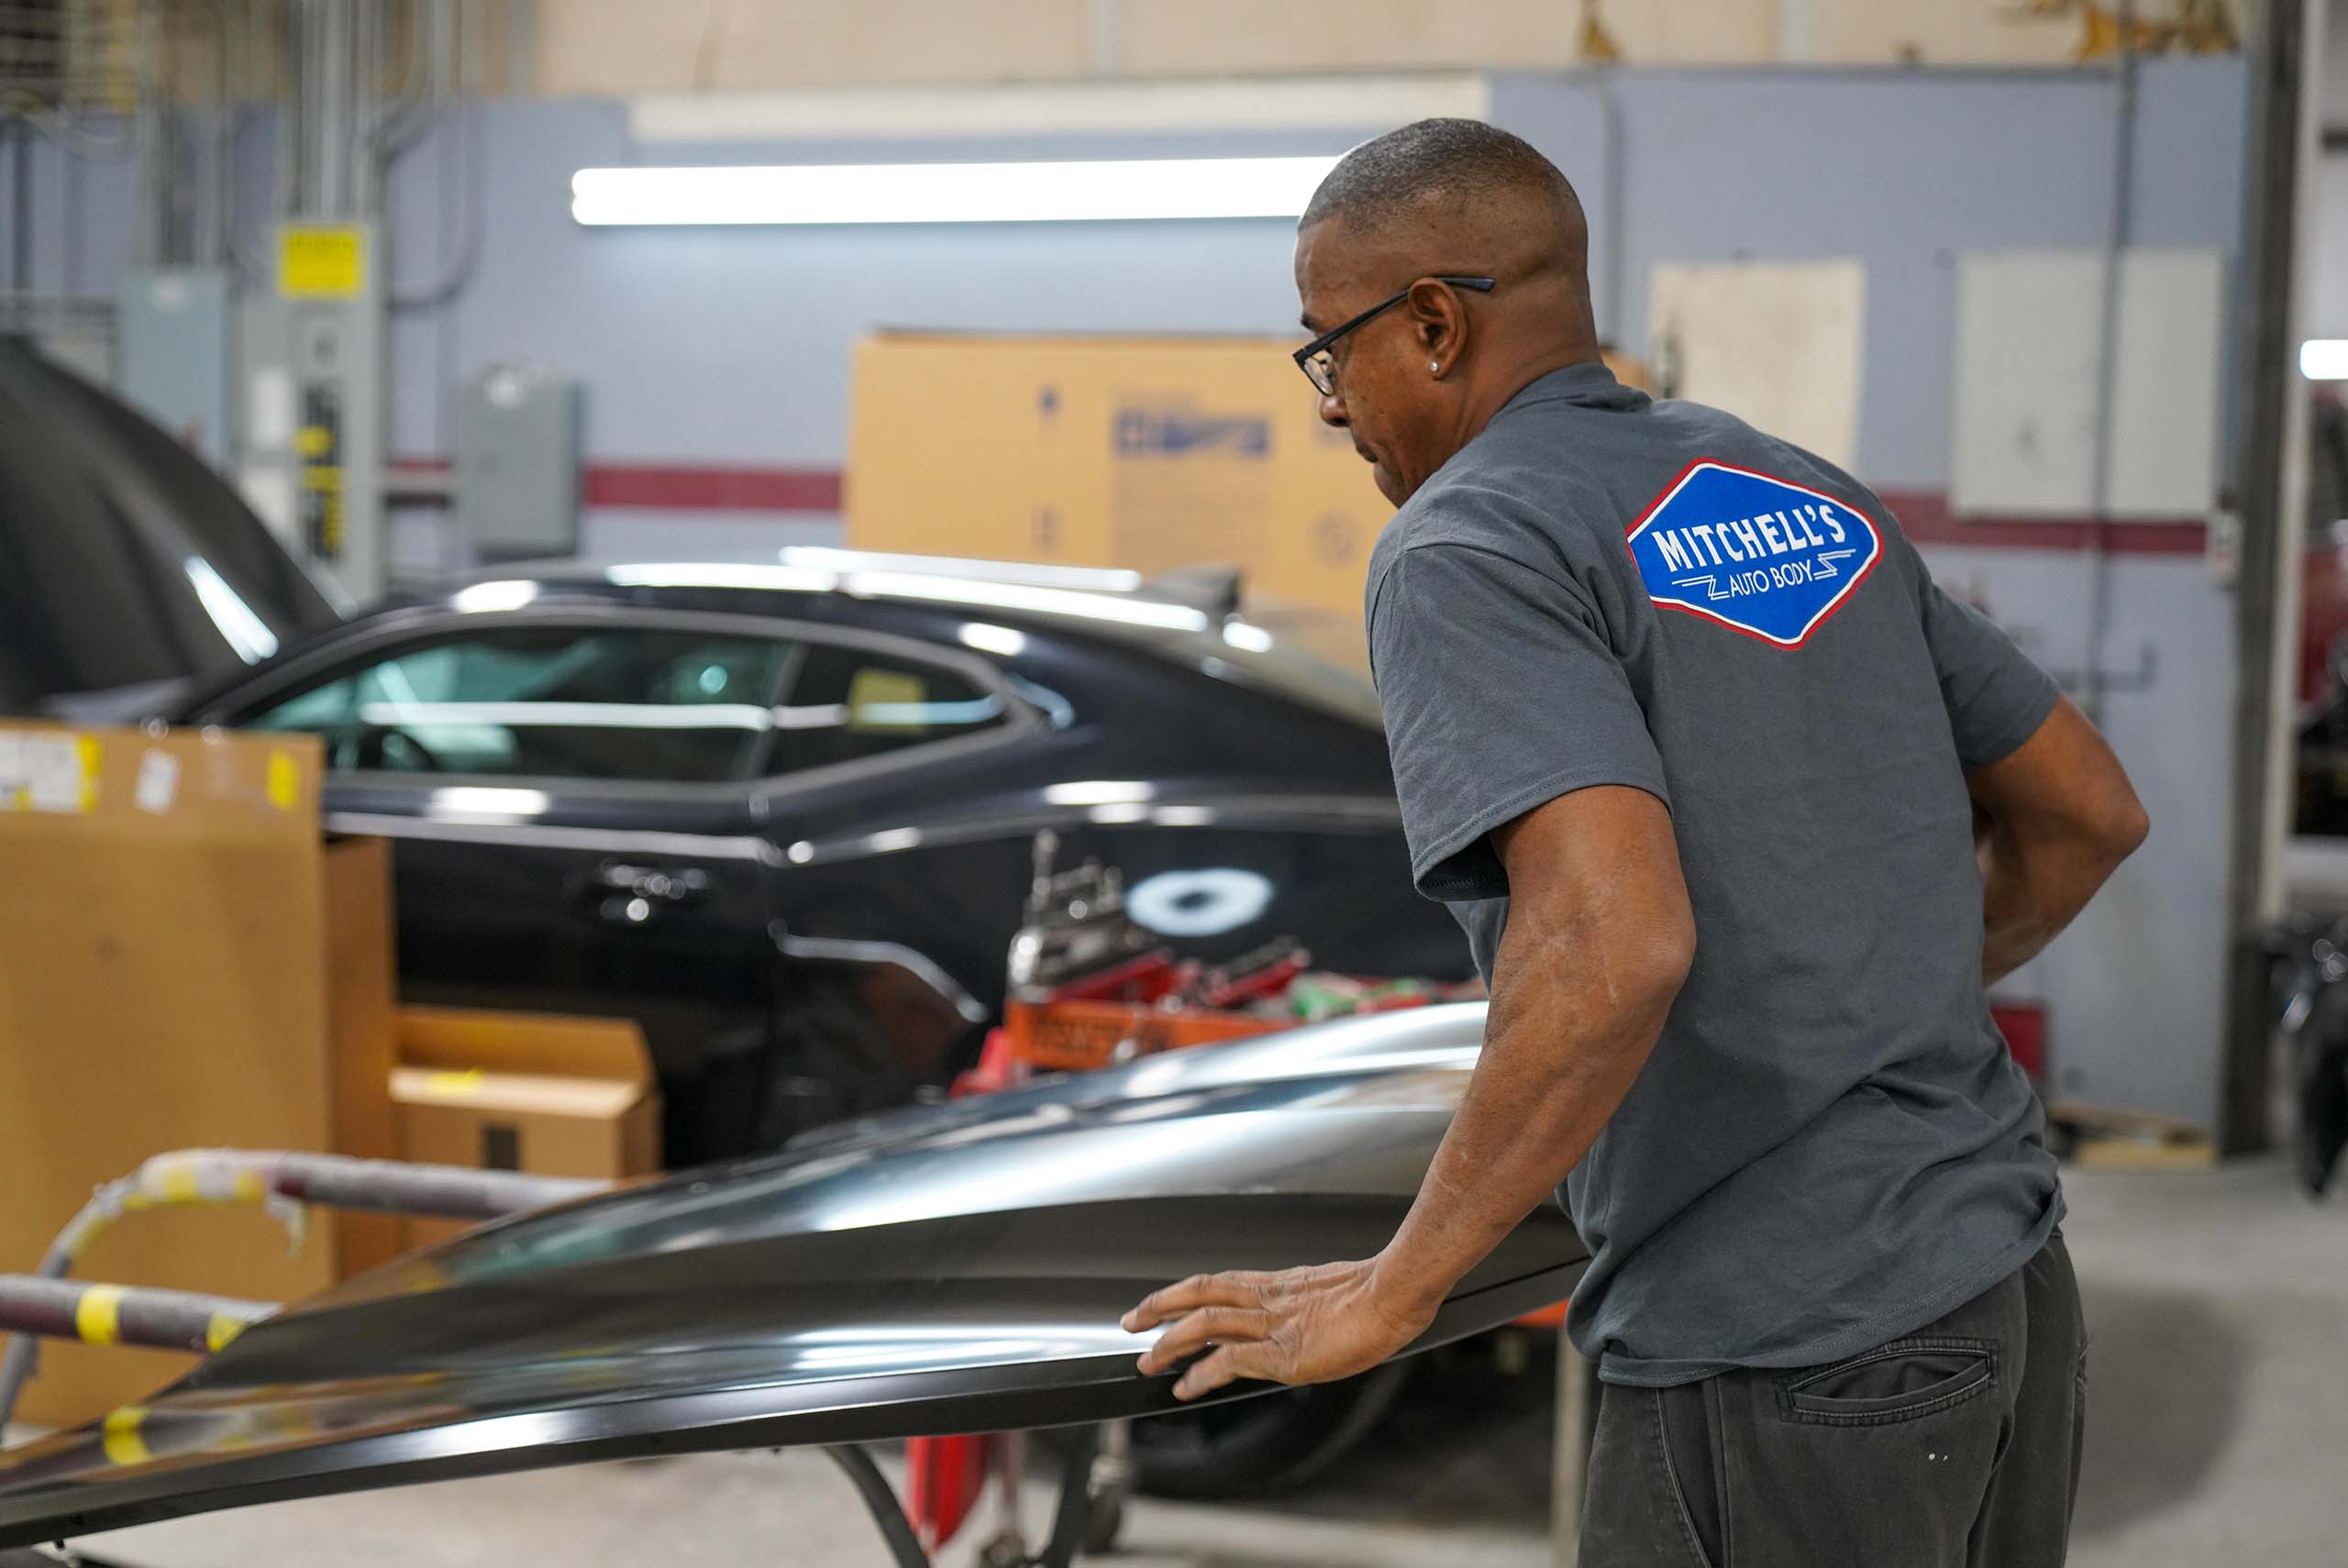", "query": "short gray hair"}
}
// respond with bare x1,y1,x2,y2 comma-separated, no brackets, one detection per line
1301,118,1576,237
